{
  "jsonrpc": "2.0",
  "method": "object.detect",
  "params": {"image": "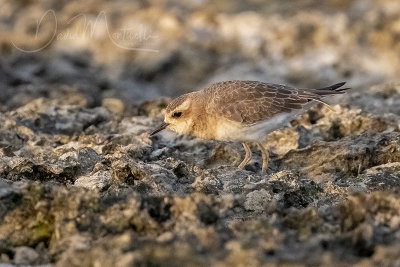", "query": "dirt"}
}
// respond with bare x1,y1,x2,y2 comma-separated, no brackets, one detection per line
1,0,400,266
